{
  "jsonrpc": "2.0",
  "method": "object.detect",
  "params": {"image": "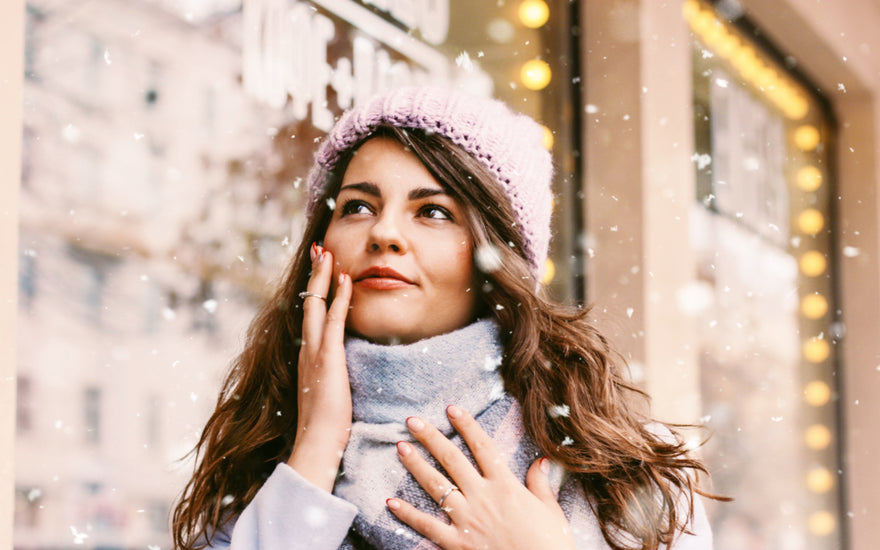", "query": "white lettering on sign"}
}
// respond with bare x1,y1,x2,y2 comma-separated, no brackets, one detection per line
243,0,453,131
